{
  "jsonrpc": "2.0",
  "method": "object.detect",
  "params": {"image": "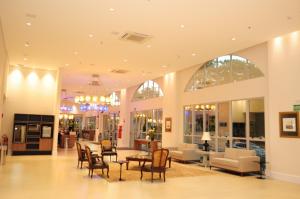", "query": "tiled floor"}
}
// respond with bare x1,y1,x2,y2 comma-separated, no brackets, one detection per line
1,144,300,199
